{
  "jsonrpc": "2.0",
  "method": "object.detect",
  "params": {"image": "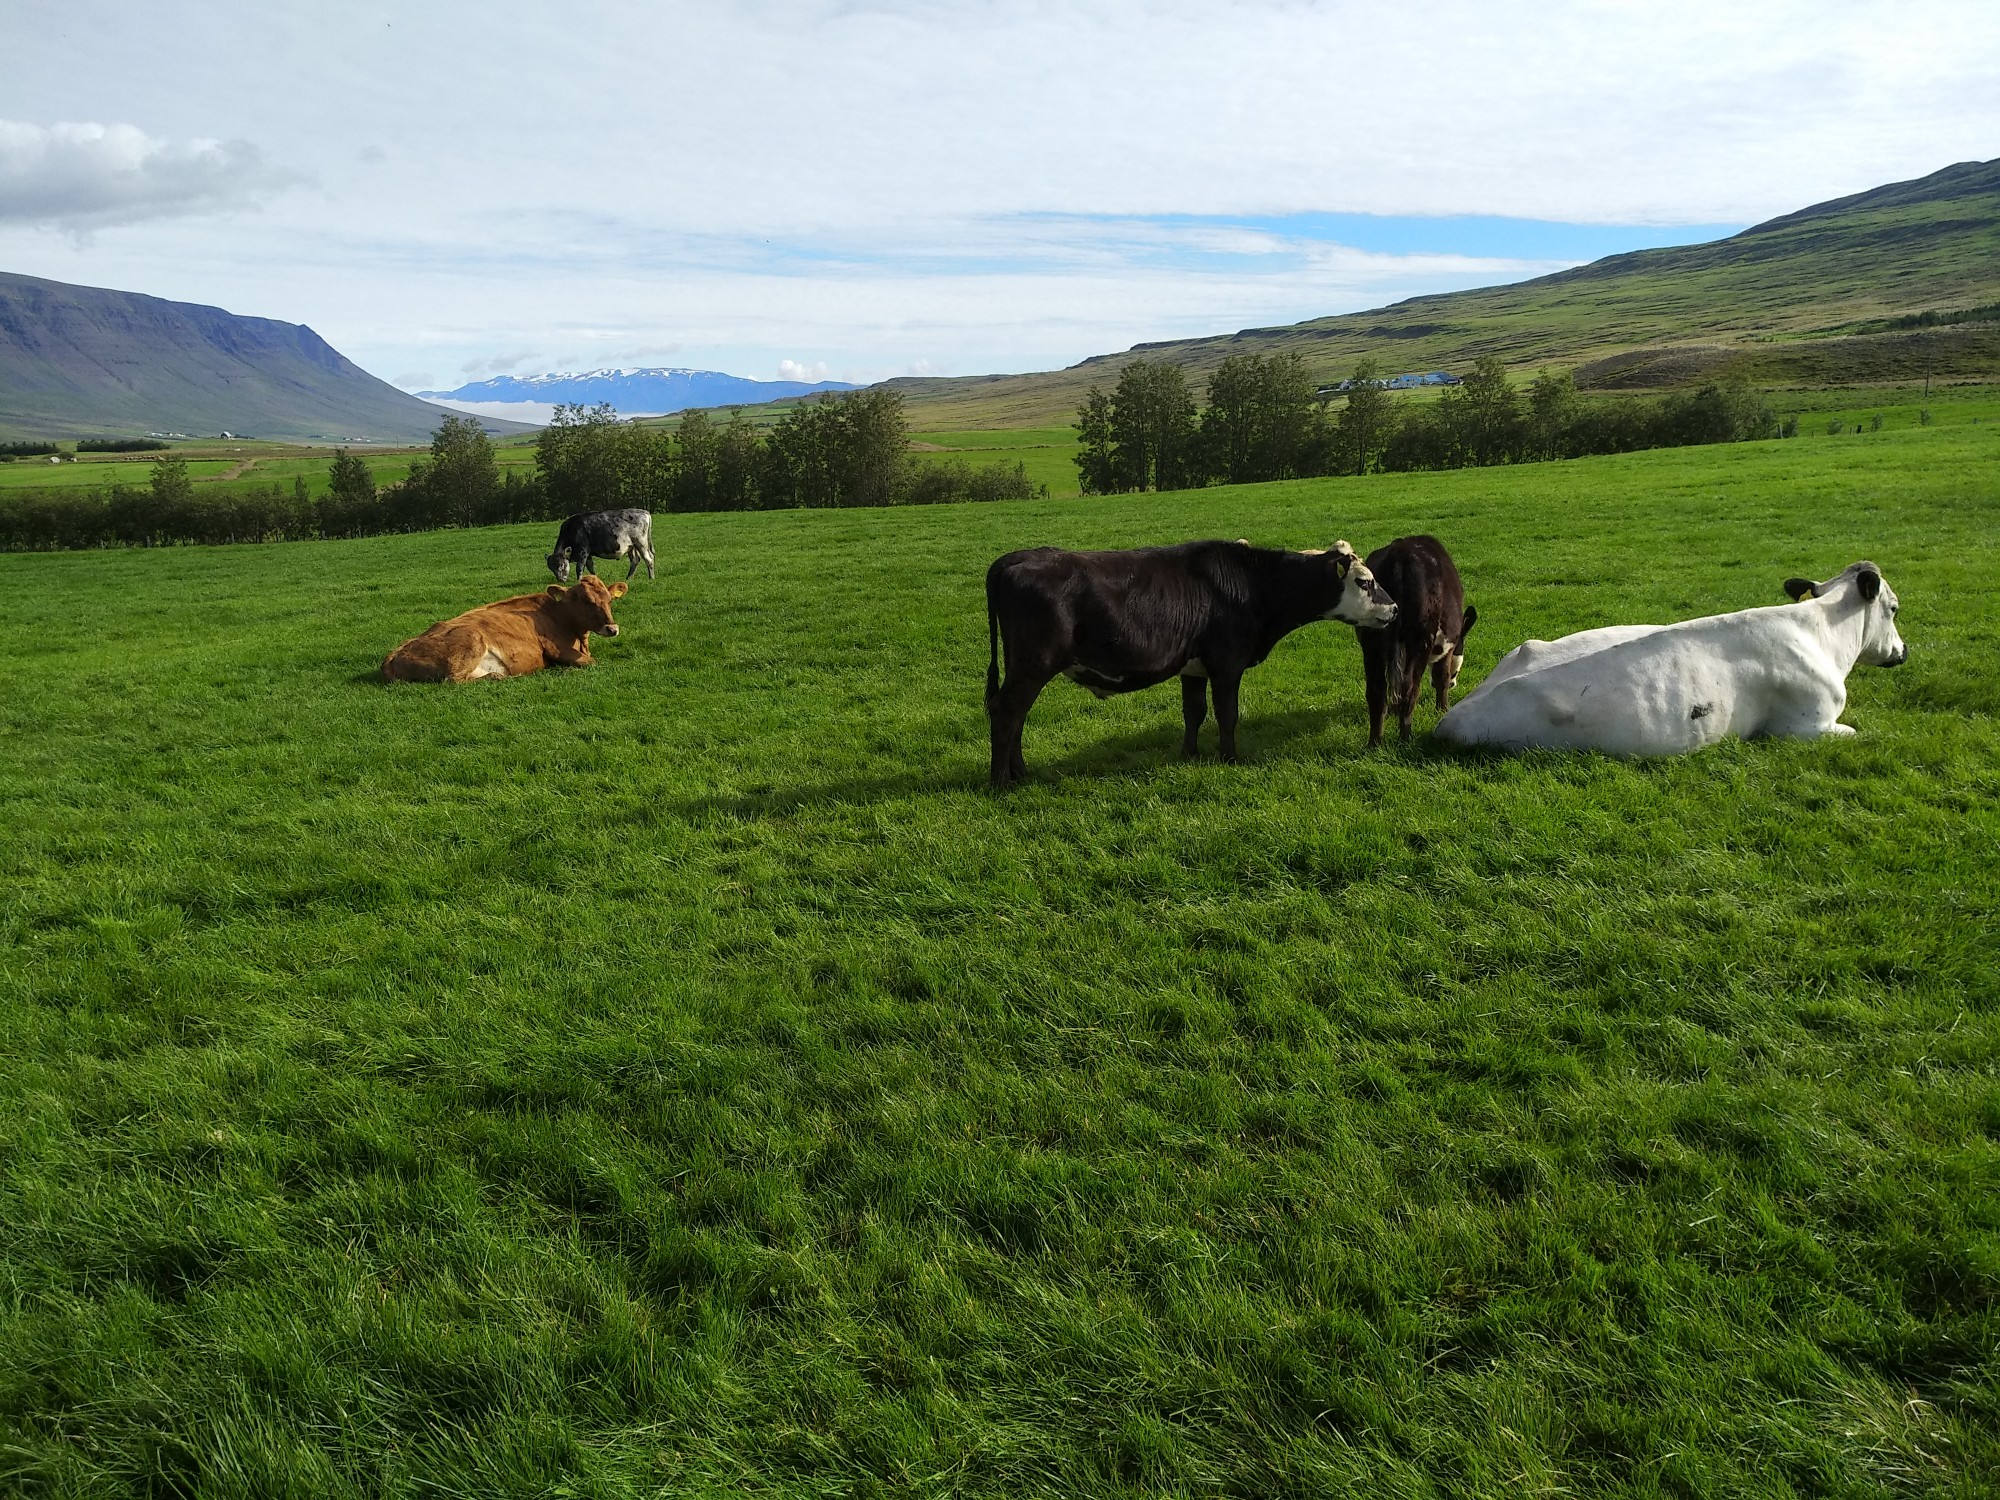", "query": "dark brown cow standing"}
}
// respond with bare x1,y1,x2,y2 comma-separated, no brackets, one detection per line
984,538,1399,788
1353,534,1476,746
